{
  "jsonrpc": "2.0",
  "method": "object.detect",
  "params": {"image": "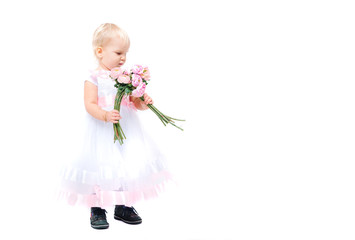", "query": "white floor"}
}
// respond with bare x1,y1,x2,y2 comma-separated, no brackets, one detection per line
5,156,355,240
